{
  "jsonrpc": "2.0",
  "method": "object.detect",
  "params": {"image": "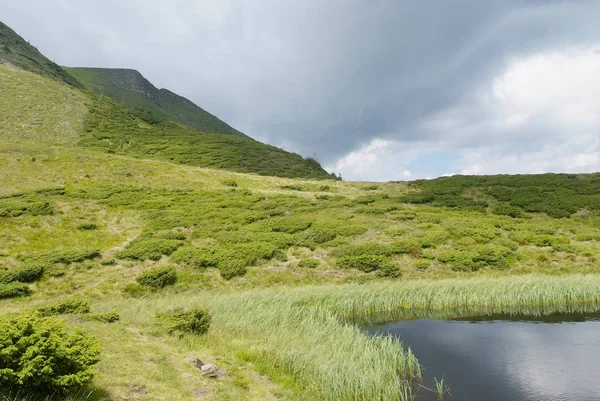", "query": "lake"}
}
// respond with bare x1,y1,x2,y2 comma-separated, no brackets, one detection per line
366,312,600,401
